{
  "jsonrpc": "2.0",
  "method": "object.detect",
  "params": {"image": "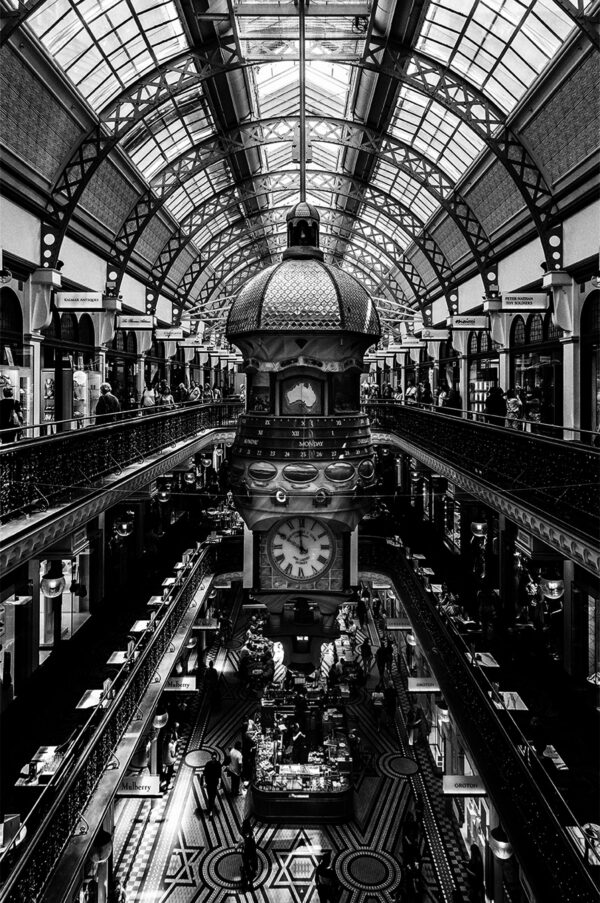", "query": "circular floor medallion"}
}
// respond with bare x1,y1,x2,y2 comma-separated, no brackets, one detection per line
203,845,269,890
184,748,214,769
336,848,401,894
378,752,420,778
